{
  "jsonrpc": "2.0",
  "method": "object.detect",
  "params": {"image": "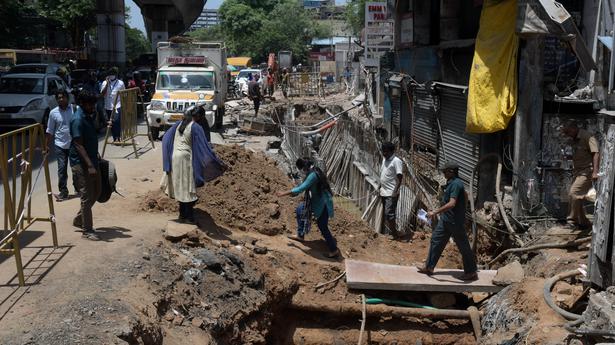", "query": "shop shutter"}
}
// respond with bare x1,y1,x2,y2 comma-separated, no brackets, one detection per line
412,86,438,171
435,84,480,192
